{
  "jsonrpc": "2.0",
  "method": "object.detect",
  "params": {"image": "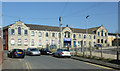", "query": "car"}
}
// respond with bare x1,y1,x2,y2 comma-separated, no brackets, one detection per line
95,44,102,49
26,48,41,56
53,48,71,58
7,49,25,58
40,48,52,55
